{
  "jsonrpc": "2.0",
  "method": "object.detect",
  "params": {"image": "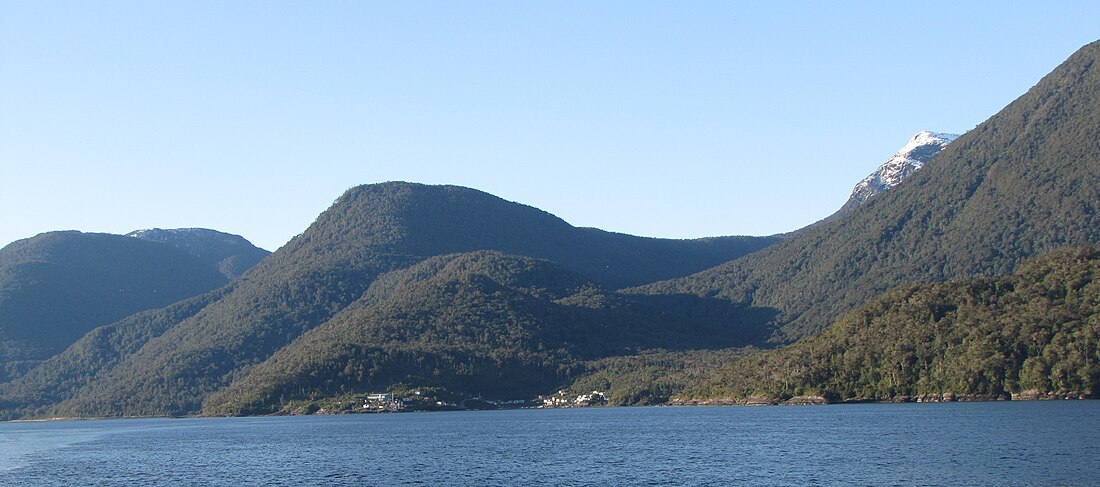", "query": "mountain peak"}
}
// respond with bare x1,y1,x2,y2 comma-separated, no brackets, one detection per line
899,131,959,154
839,130,959,213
